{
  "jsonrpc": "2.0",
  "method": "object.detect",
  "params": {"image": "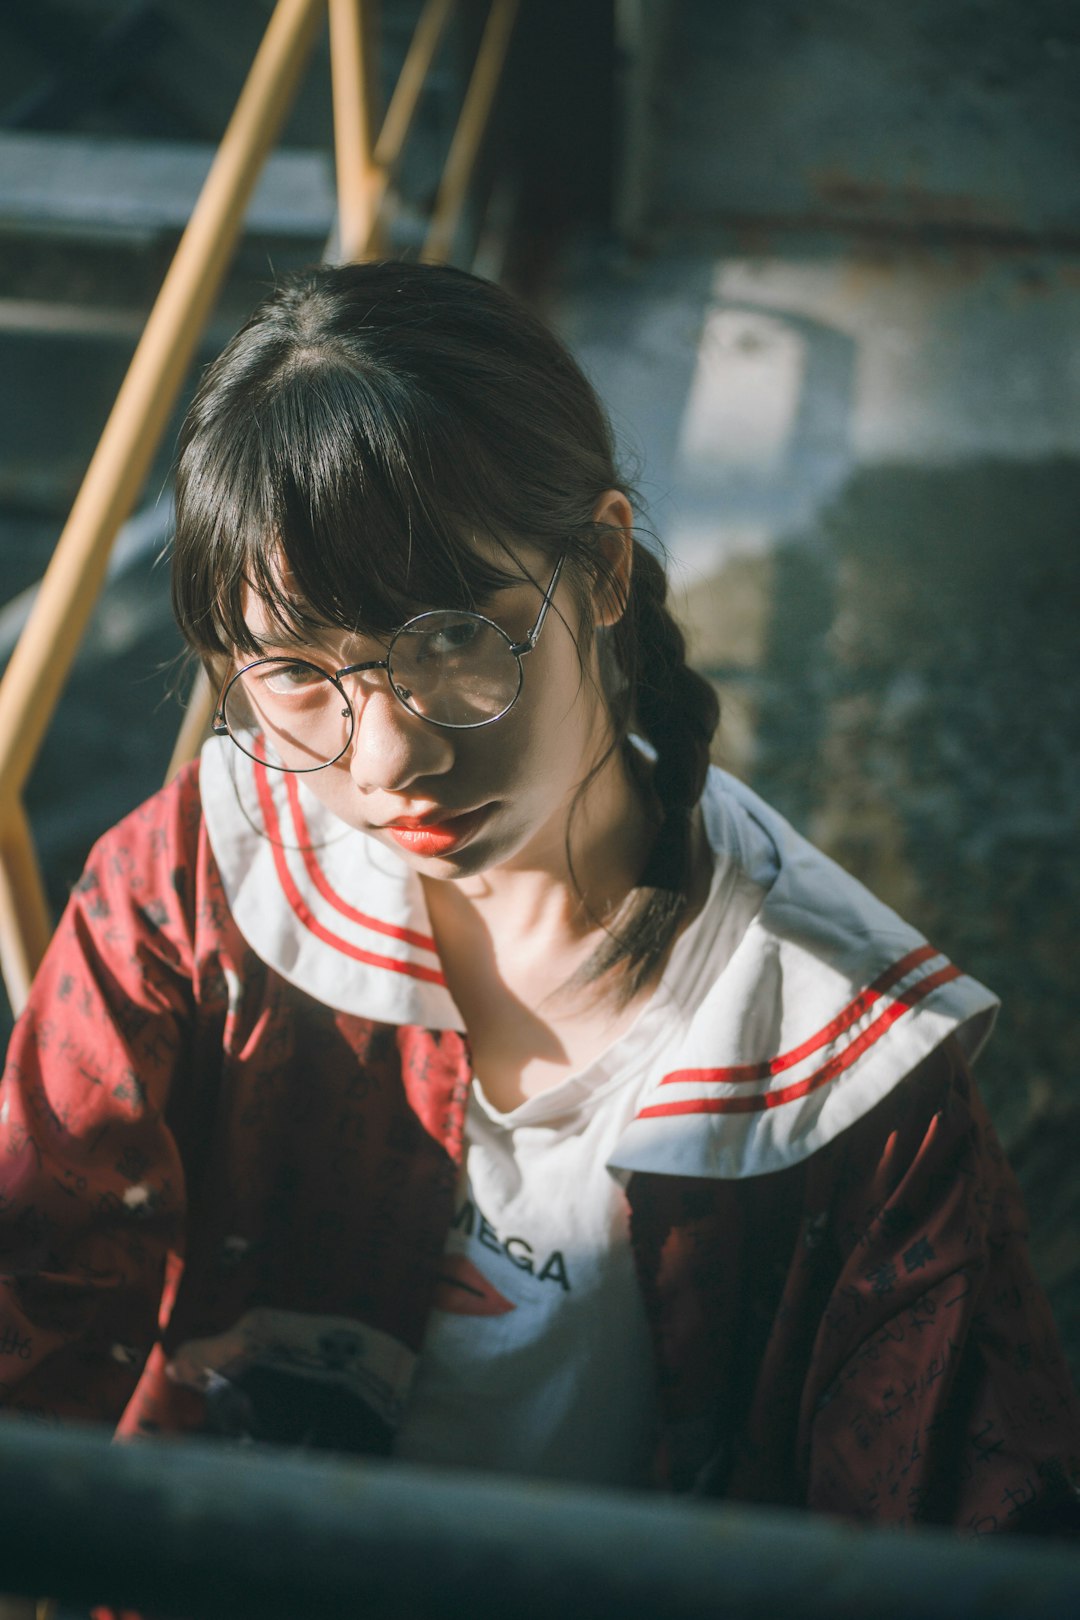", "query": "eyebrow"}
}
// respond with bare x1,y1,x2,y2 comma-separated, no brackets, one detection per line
250,631,392,668
240,560,540,655
242,615,371,661
243,620,323,655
